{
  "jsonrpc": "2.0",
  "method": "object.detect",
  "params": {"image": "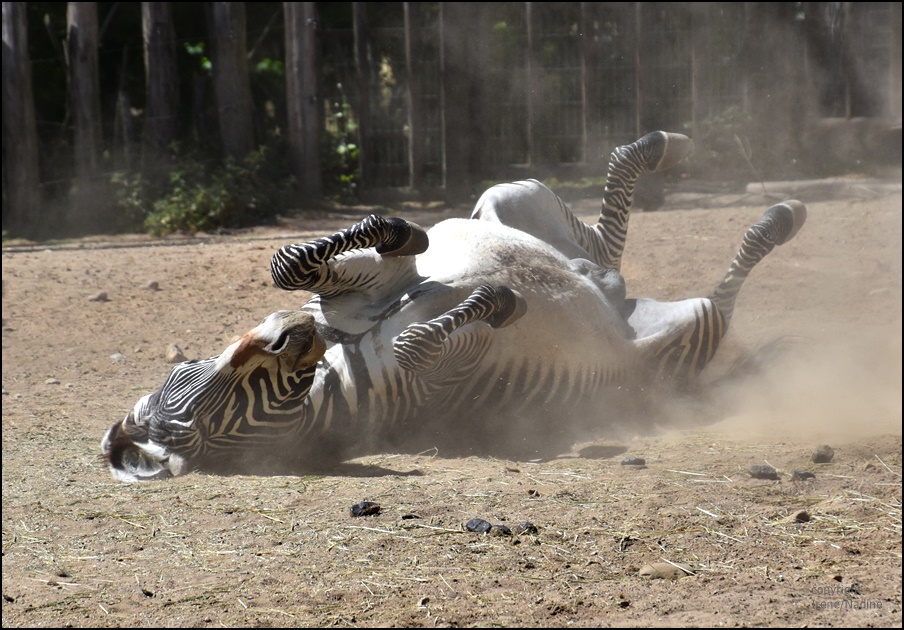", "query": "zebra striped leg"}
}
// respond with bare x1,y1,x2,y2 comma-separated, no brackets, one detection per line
394,285,527,373
595,131,693,270
708,200,807,327
270,214,429,293
632,200,806,388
